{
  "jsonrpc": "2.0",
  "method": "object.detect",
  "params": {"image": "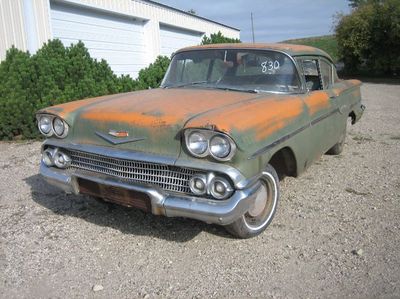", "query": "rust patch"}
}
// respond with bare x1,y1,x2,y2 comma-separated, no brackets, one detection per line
78,89,261,127
82,110,180,127
303,91,330,115
187,96,304,141
39,93,131,119
332,79,362,97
